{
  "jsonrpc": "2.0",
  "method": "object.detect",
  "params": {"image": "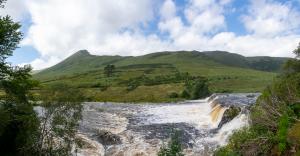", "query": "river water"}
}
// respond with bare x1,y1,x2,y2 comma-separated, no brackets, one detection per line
76,93,260,156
